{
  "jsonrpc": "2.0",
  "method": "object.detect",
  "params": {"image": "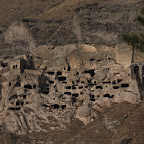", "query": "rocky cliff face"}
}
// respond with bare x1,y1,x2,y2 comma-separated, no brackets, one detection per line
0,0,143,57
26,0,144,46
0,0,144,143
0,44,142,135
